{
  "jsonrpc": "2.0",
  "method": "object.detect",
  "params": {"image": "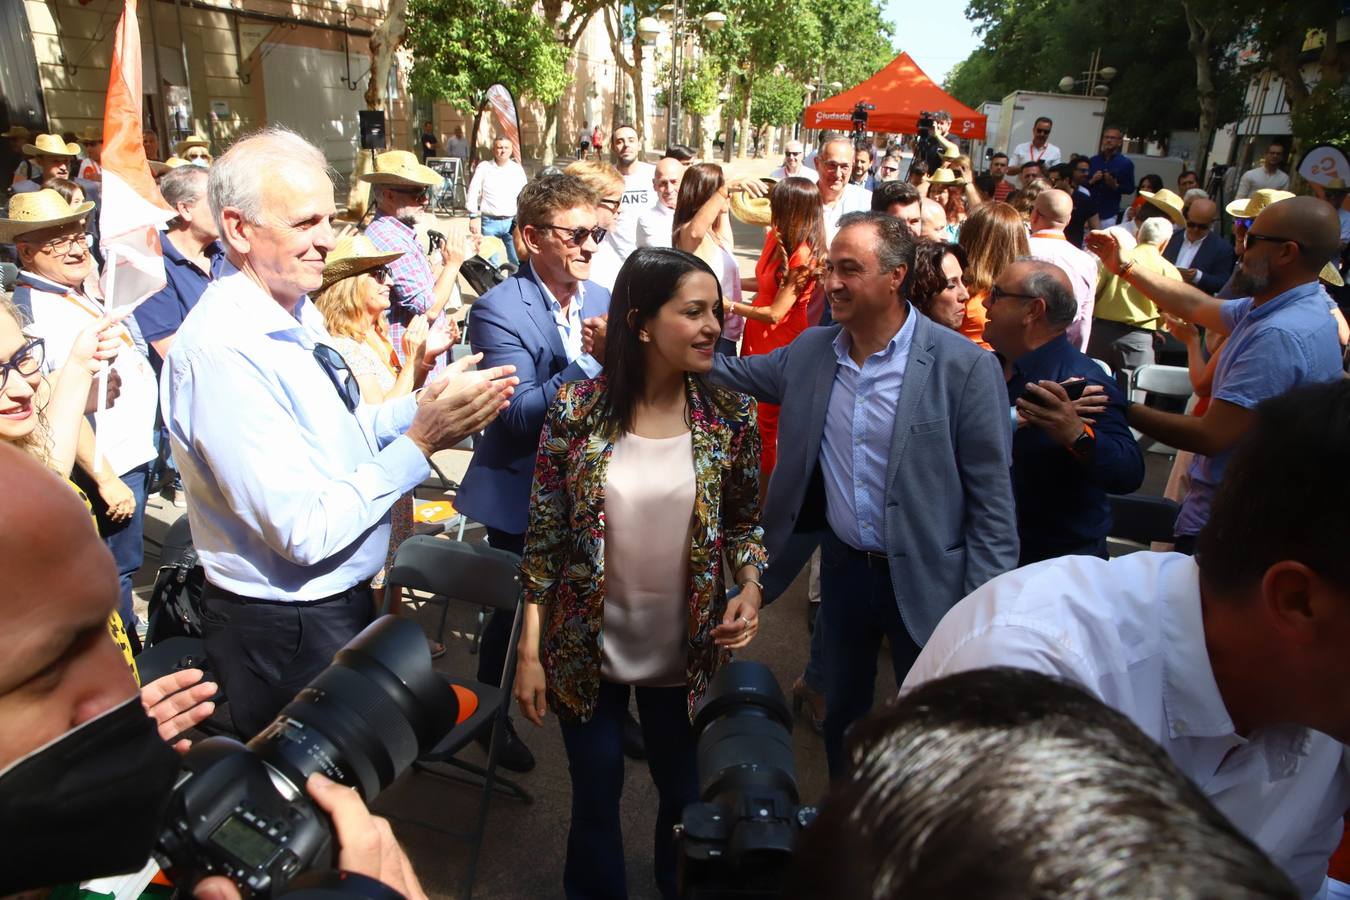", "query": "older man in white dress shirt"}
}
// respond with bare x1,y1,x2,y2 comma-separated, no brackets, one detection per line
164,127,518,735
